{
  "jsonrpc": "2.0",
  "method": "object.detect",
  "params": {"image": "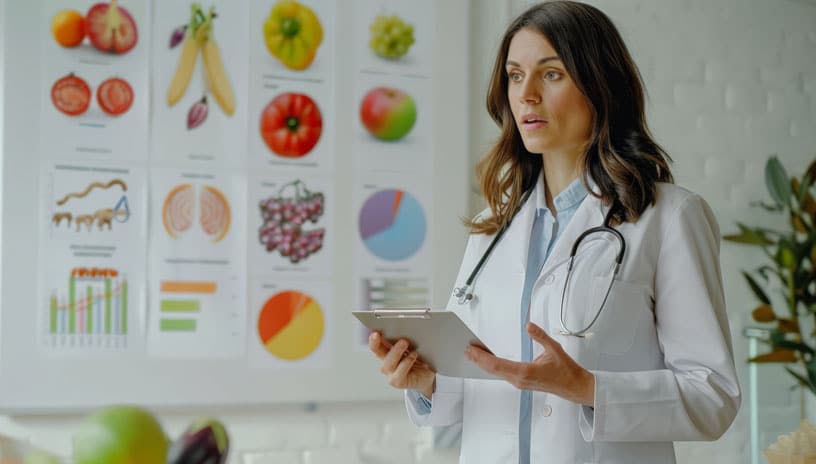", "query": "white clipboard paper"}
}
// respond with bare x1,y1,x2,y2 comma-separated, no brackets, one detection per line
353,308,499,380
